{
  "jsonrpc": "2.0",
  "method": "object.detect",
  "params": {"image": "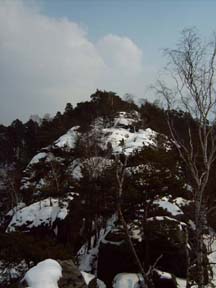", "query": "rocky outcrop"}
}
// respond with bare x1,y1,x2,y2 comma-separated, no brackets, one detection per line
153,270,178,288
97,228,138,288
20,259,87,288
97,217,189,287
57,259,87,288
145,216,188,278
